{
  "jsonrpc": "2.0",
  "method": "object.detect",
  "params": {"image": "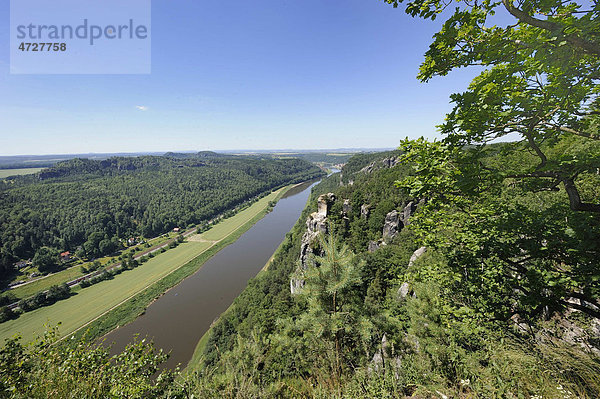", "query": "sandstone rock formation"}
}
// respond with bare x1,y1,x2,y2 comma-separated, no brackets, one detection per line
408,246,427,267
359,156,400,174
382,210,400,241
291,193,336,294
360,204,370,219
